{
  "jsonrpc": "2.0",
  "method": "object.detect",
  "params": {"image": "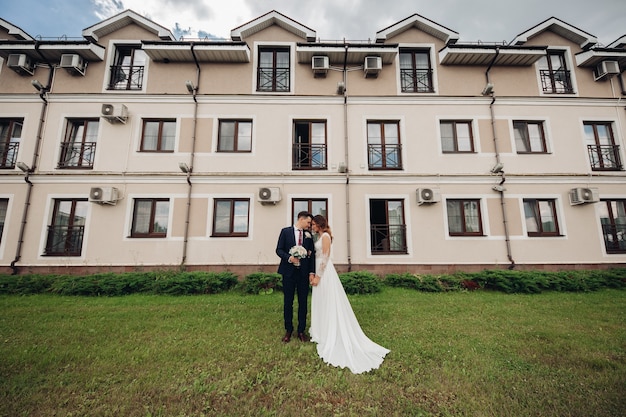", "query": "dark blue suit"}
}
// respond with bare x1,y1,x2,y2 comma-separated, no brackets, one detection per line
276,226,316,334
